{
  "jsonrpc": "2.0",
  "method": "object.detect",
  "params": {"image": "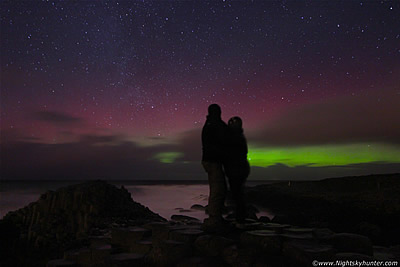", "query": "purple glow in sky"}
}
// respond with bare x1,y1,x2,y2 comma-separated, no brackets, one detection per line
1,1,399,180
